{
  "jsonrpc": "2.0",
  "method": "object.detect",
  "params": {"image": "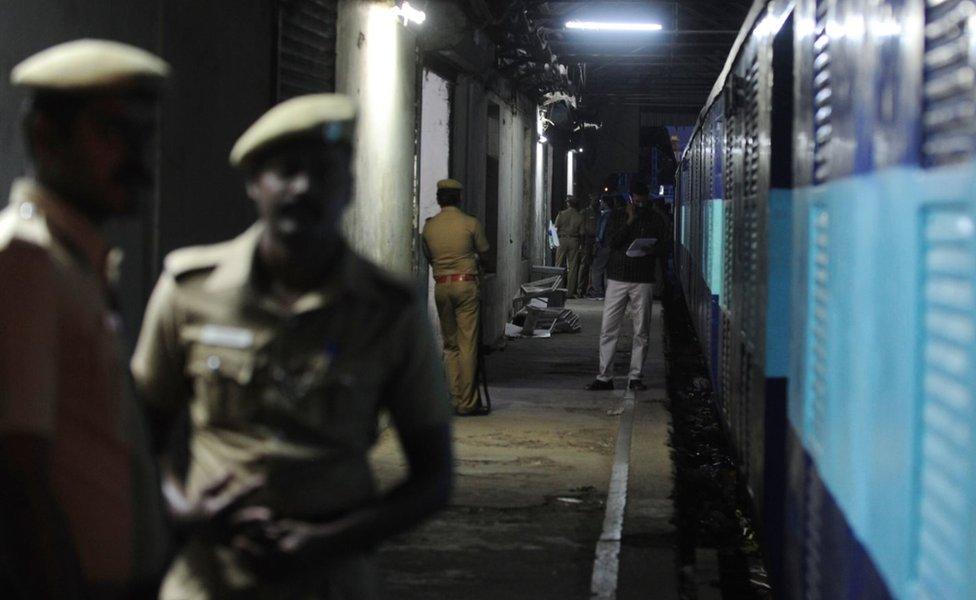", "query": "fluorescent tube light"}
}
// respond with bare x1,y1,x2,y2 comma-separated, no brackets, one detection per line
394,1,426,25
566,21,662,32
